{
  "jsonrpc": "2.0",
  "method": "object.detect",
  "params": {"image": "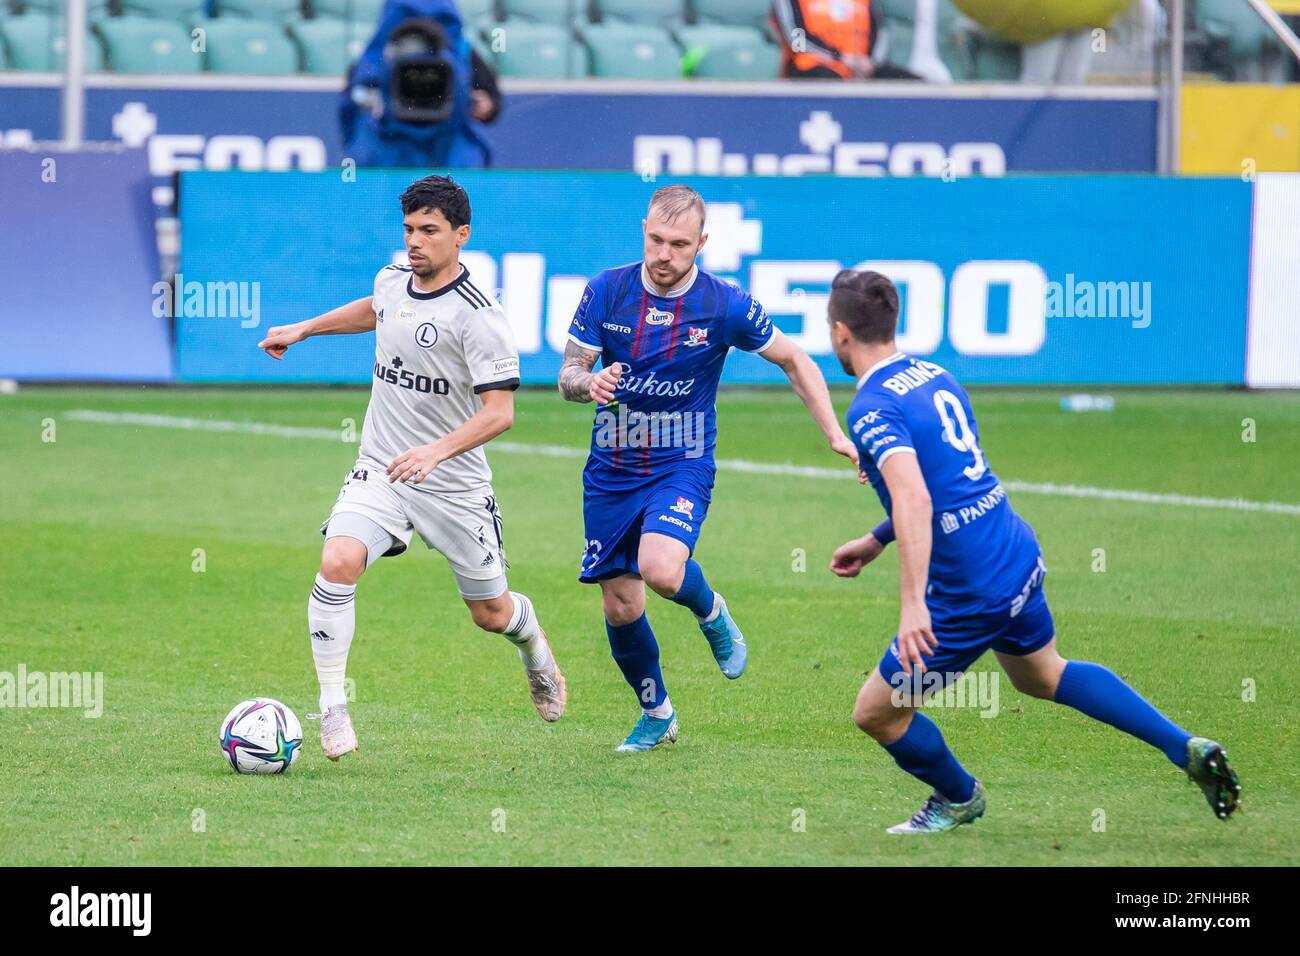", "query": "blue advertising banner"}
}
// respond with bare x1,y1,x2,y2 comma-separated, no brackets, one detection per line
0,149,170,381
0,82,1158,197
177,170,1250,386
